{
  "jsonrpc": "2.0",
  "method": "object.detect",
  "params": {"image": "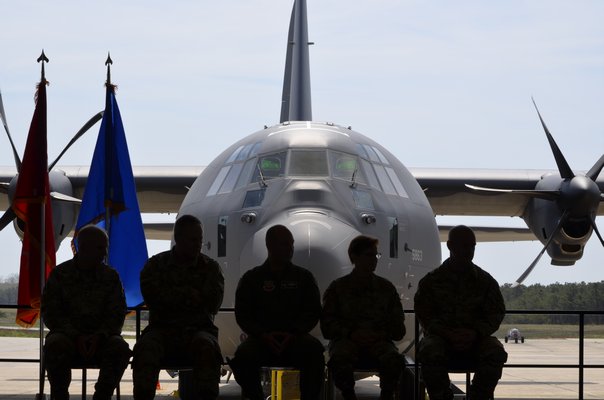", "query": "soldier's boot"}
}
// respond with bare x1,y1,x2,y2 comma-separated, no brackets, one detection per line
421,363,454,400
191,338,221,400
329,362,356,400
92,391,112,400
95,338,131,400
470,360,504,400
132,364,160,400
46,365,71,400
229,359,263,400
379,389,395,400
378,353,404,400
